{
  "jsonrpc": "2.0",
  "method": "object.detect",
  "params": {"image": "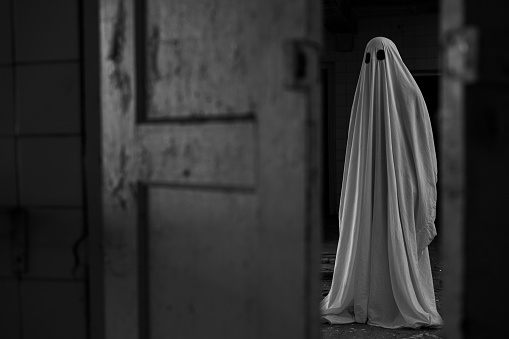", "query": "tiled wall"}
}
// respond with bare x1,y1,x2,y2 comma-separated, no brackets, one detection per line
326,13,440,206
0,1,86,338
